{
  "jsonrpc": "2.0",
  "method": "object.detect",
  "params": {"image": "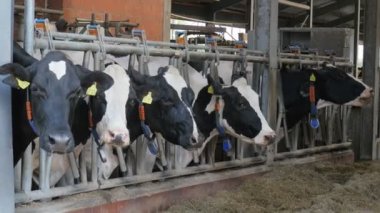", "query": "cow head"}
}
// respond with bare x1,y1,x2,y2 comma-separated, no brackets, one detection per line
88,64,130,147
127,66,200,149
0,51,113,154
204,75,275,146
316,65,373,107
